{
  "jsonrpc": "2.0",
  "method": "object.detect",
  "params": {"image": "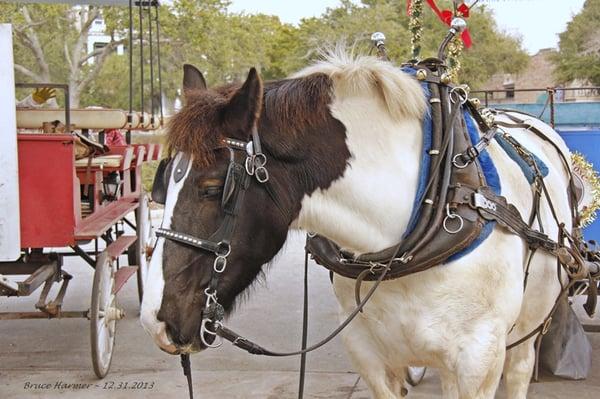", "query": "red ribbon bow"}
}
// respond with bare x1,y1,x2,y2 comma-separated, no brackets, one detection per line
407,0,473,48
